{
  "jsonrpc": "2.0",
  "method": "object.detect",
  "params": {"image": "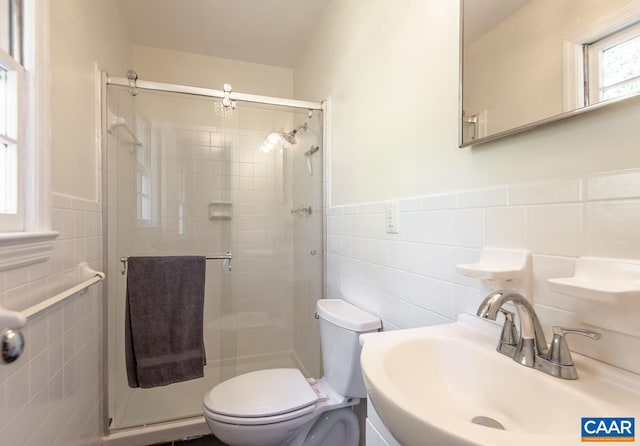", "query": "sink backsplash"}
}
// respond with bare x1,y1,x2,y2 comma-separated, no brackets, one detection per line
326,168,640,375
